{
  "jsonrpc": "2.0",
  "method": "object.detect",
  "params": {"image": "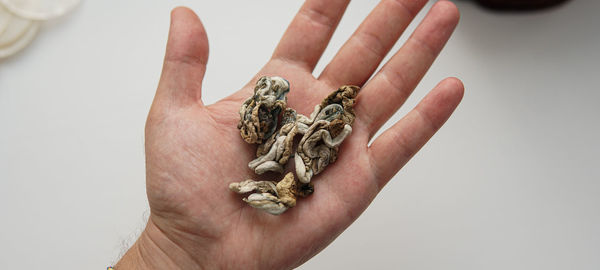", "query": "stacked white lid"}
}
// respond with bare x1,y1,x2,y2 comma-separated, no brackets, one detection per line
0,0,80,58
